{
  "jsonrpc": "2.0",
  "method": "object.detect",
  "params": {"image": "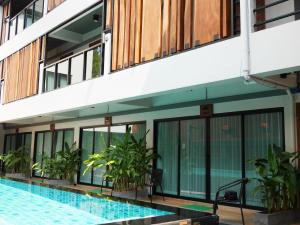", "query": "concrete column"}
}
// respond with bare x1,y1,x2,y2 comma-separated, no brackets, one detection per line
103,32,111,76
